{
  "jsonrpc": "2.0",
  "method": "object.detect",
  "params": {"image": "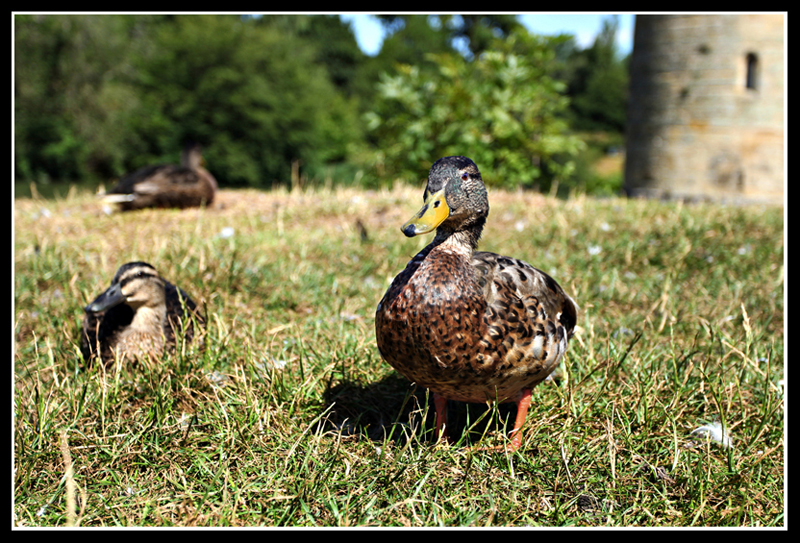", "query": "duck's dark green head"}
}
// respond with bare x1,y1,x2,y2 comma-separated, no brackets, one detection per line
402,156,490,238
